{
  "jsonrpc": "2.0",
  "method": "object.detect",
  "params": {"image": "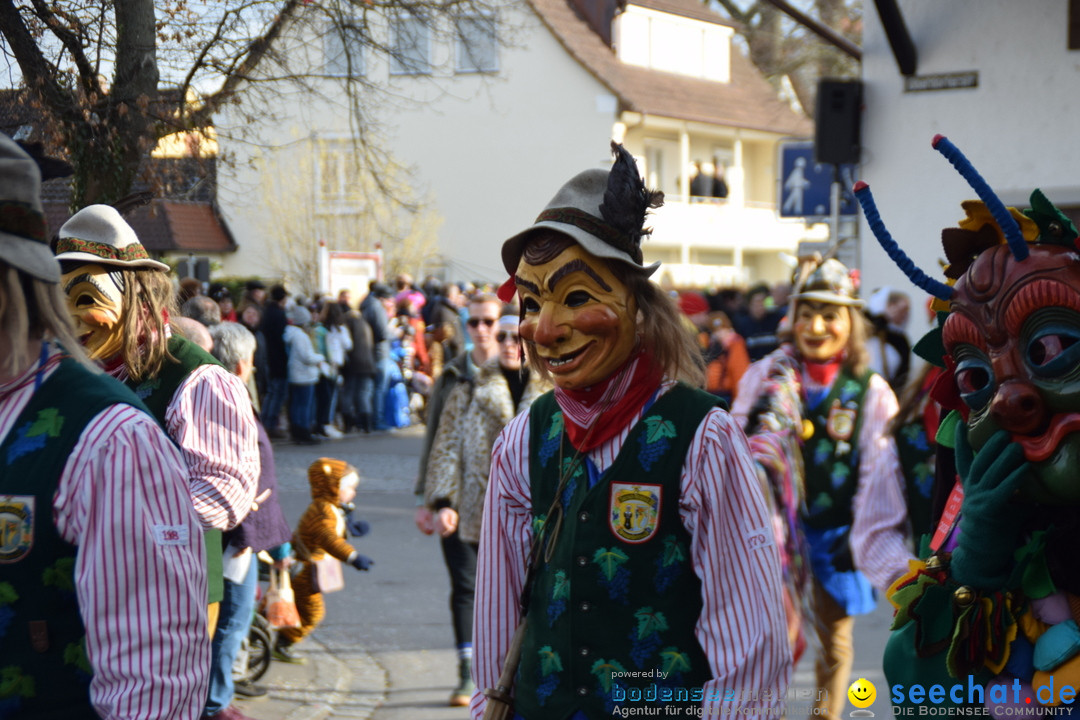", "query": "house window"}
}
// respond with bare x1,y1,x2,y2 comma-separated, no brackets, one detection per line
455,14,497,73
318,147,360,207
324,21,365,77
390,14,431,75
